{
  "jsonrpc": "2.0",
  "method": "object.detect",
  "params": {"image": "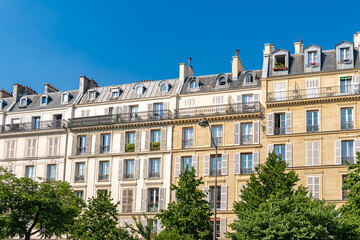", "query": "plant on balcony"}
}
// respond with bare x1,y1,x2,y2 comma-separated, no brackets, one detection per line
275,62,285,68
125,143,135,152
150,142,160,151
